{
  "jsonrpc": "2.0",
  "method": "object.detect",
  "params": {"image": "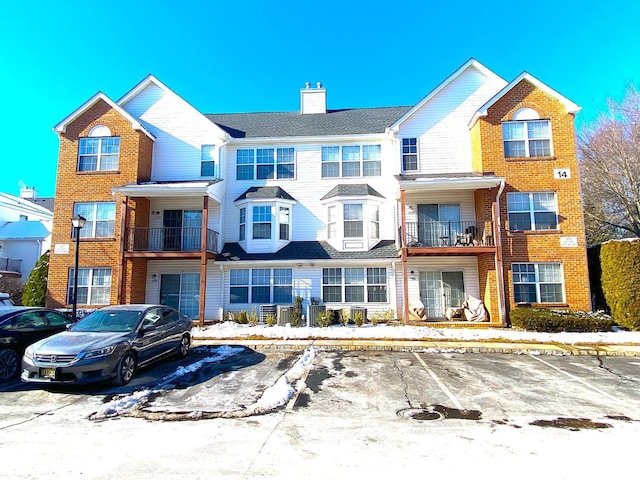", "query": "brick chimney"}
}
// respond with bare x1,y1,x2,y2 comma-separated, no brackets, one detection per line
300,81,326,114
